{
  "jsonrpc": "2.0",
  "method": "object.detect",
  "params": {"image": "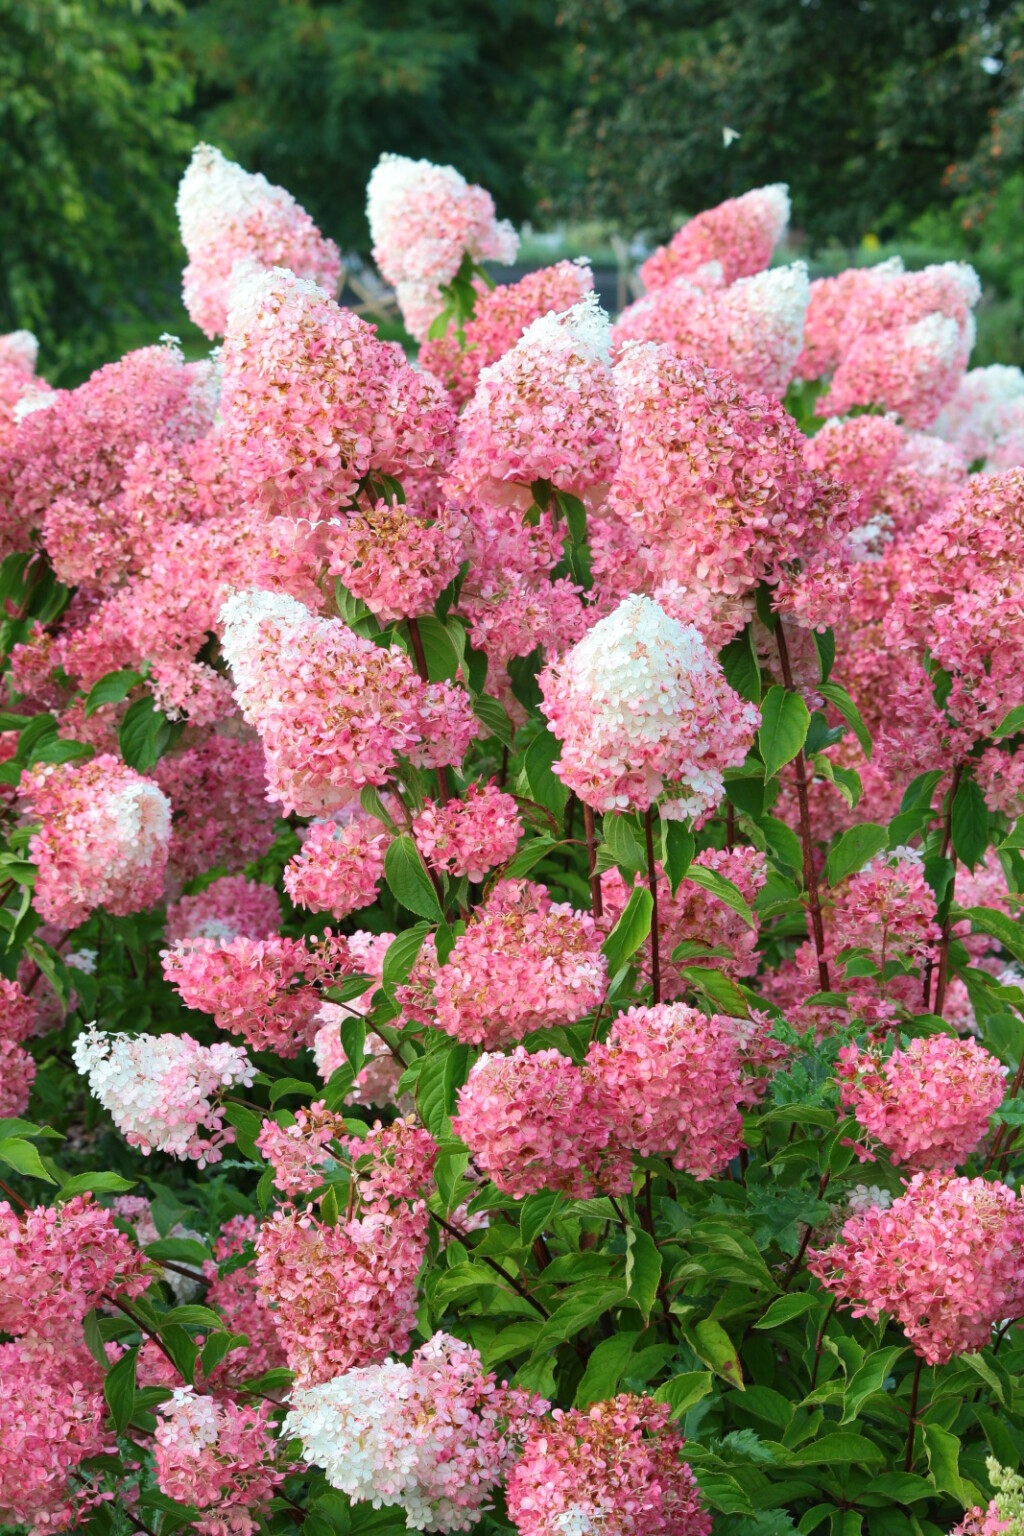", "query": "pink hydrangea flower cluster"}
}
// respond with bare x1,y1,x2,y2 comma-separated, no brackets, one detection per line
413,781,523,882
72,1024,256,1165
220,266,455,521
0,1194,150,1340
837,1035,1006,1168
326,497,465,622
936,363,1024,469
539,594,759,820
161,933,325,1056
165,875,281,946
614,262,810,398
810,1171,1024,1362
254,1197,428,1387
256,1101,350,1197
176,142,342,337
283,815,391,918
506,1393,712,1536
640,183,790,289
154,736,278,887
607,345,855,630
453,1047,631,1199
587,1003,747,1178
830,851,940,973
404,879,607,1046
219,588,478,815
154,1387,284,1536
284,1331,545,1533
20,755,172,927
0,975,37,1116
420,259,595,405
366,153,519,341
0,1337,116,1535
448,294,619,509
